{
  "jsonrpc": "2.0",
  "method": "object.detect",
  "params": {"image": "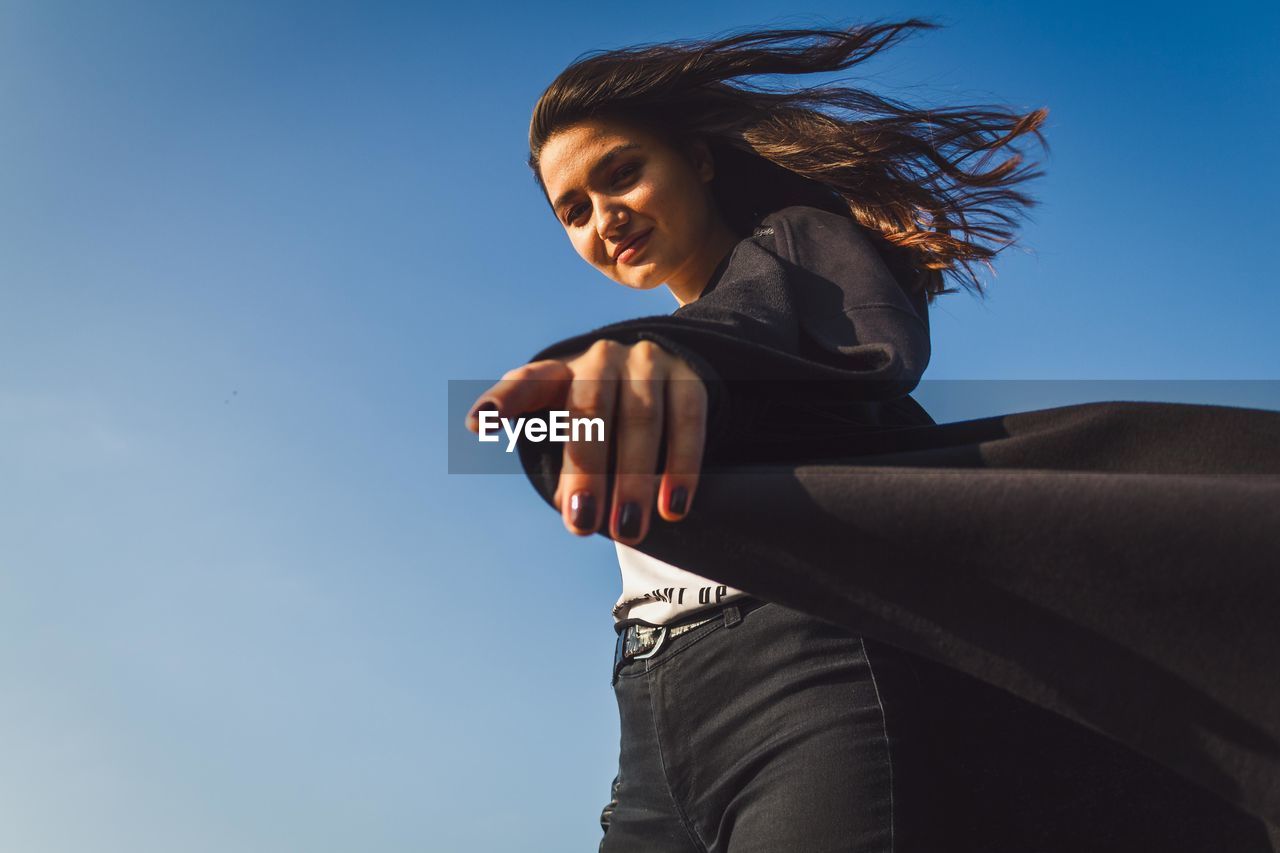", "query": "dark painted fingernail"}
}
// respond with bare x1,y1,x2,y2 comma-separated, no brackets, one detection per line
569,491,597,531
669,486,688,516
617,502,641,539
468,399,499,421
